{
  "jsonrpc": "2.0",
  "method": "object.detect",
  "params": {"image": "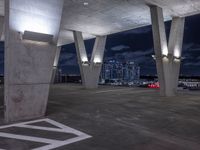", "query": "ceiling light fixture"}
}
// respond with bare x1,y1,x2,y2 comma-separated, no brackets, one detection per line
22,31,53,43
83,2,89,6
